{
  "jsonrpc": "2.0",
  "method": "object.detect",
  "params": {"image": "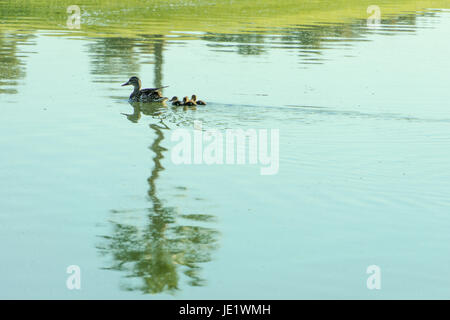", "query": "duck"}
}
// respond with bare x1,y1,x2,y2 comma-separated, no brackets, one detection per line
121,76,168,103
191,94,207,105
169,96,183,106
182,96,197,106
